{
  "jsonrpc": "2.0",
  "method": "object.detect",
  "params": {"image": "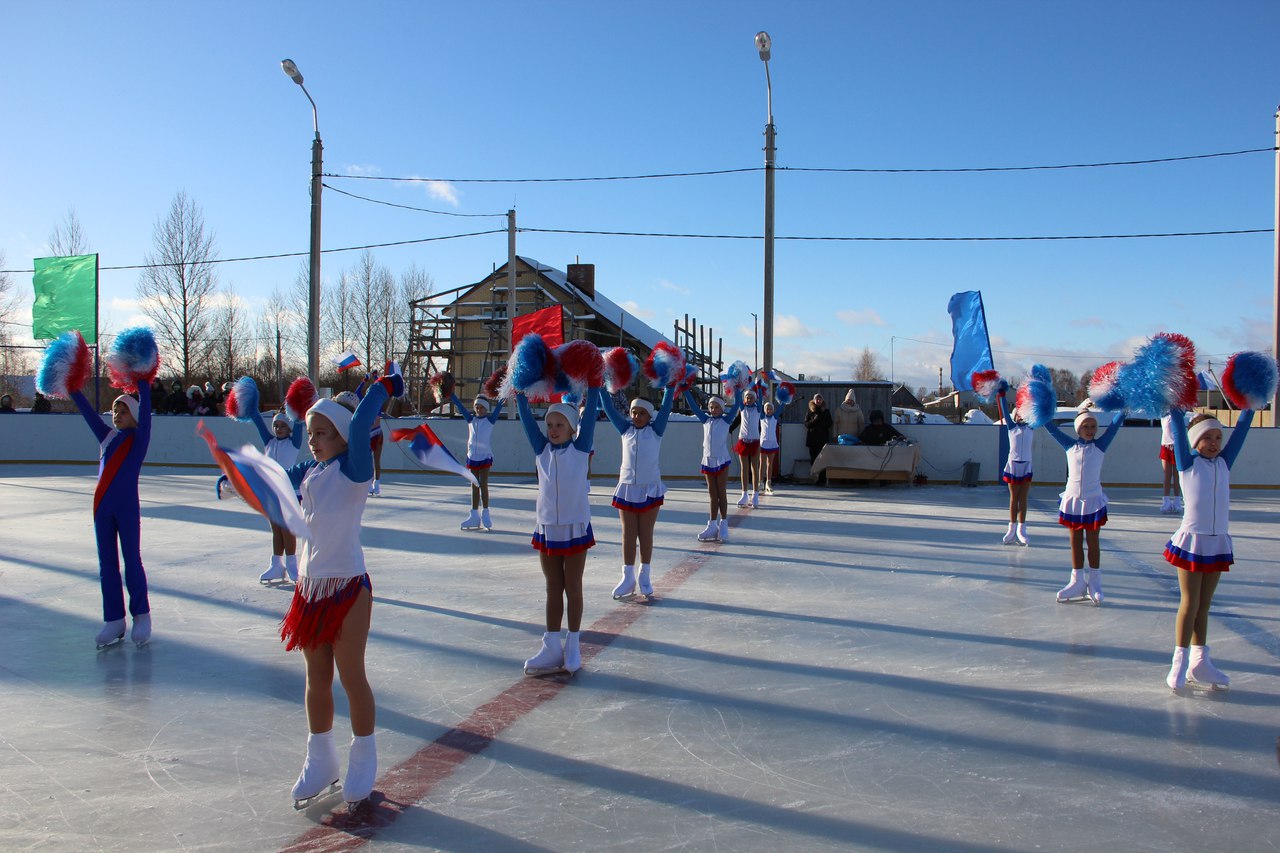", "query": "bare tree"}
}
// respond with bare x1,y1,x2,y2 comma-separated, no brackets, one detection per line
853,346,887,381
0,251,31,398
256,288,305,403
1046,366,1084,405
47,209,89,257
136,191,219,381
208,283,251,384
346,250,394,370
